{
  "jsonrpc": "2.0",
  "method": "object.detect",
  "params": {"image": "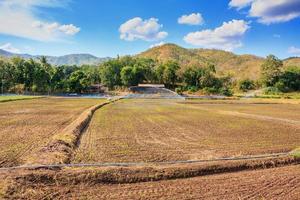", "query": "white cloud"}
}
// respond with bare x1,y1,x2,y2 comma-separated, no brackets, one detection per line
229,0,255,9
230,0,300,24
119,17,168,41
178,13,204,25
0,43,21,54
288,46,300,56
0,0,80,41
184,20,250,51
150,42,165,48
